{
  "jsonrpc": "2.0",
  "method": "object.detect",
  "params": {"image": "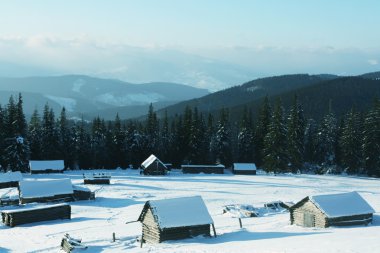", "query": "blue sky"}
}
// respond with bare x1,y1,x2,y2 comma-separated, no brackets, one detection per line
0,0,379,89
